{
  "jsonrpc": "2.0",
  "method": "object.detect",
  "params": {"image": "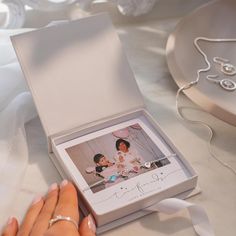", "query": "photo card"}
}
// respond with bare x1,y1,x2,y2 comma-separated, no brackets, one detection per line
54,117,192,215
64,122,171,193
